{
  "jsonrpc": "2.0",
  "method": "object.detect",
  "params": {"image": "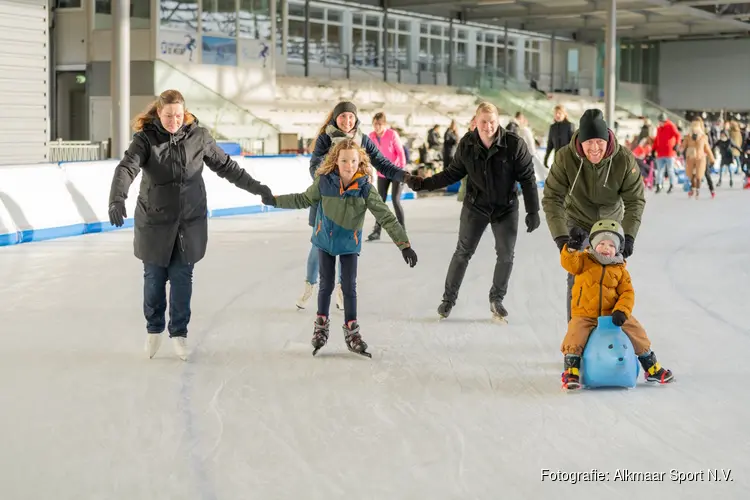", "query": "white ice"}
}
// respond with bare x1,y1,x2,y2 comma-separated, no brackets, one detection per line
1,186,749,499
